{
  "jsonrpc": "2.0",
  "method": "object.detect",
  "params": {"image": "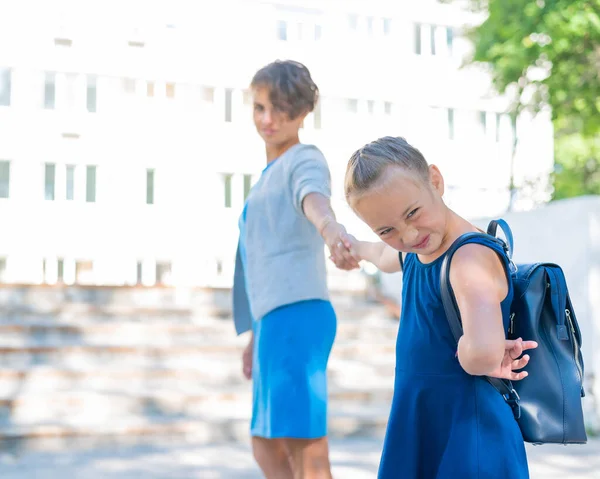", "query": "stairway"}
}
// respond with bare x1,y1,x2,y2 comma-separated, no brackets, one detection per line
0,285,399,446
